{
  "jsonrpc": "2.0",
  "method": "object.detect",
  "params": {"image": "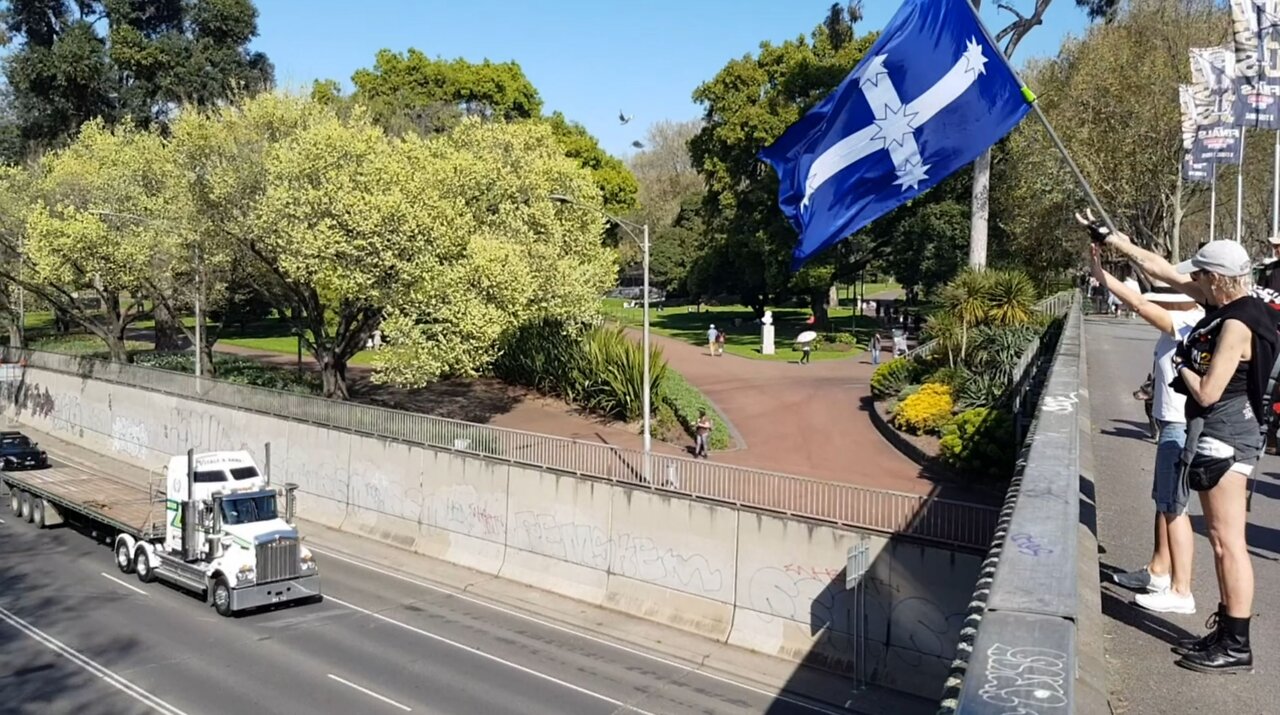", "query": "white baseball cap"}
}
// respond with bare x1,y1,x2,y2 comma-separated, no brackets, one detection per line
1174,240,1253,277
1268,235,1280,245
